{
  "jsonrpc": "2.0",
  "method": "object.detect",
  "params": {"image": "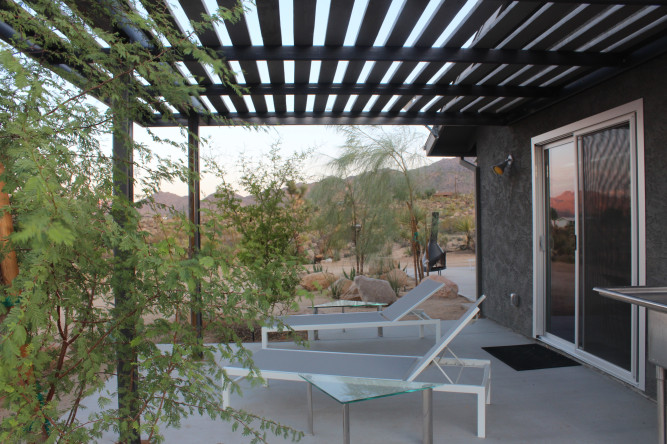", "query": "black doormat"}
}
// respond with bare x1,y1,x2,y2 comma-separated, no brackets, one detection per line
482,344,580,371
